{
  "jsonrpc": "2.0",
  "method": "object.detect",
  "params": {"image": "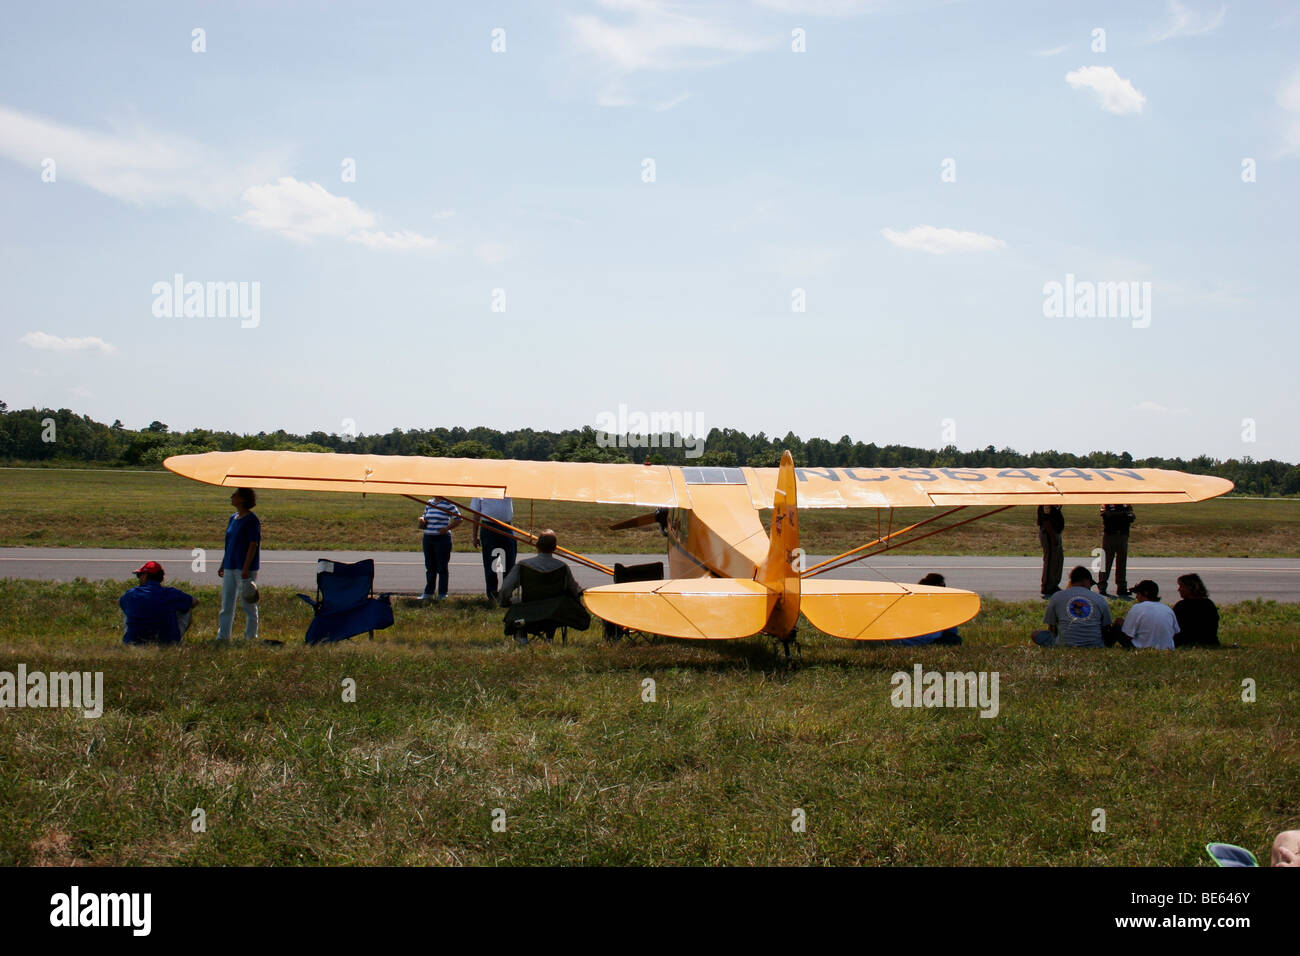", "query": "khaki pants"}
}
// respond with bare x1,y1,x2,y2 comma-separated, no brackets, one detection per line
1099,532,1129,592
